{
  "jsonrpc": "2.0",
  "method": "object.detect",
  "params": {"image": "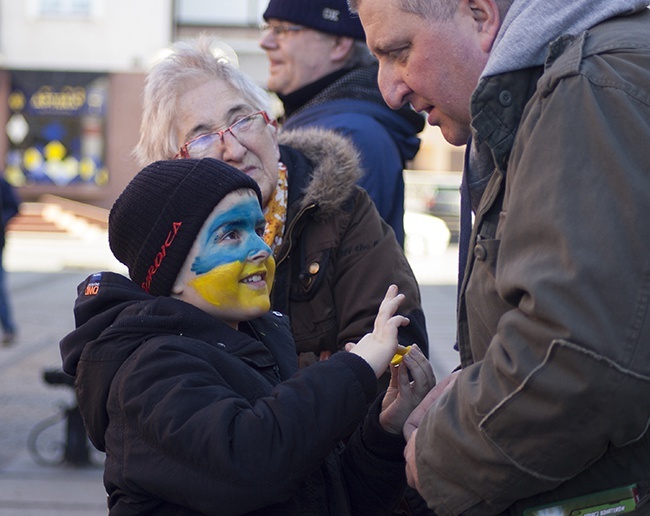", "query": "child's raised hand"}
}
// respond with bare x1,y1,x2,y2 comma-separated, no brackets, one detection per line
346,285,410,377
